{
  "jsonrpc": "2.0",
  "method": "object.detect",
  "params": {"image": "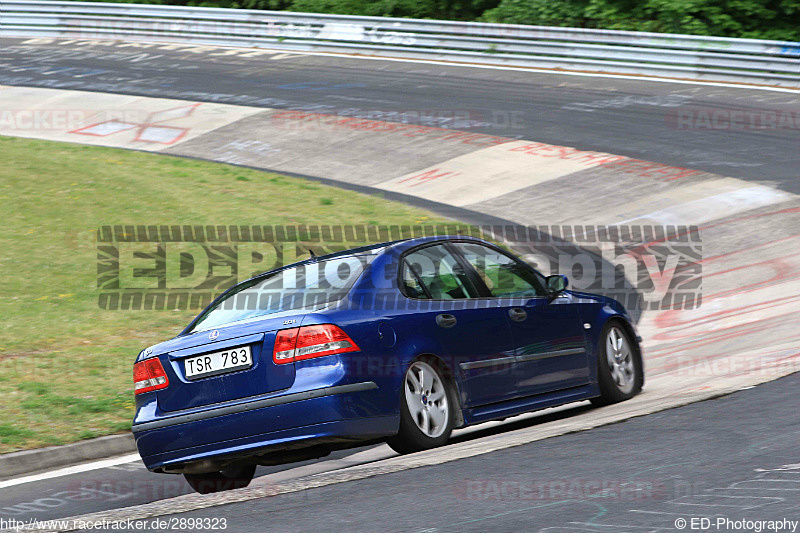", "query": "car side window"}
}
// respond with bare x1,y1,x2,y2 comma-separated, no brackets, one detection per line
452,243,546,298
402,245,475,299
401,261,429,299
